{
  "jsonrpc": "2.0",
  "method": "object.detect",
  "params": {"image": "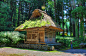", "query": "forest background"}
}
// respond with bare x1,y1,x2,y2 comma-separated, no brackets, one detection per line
0,0,86,48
